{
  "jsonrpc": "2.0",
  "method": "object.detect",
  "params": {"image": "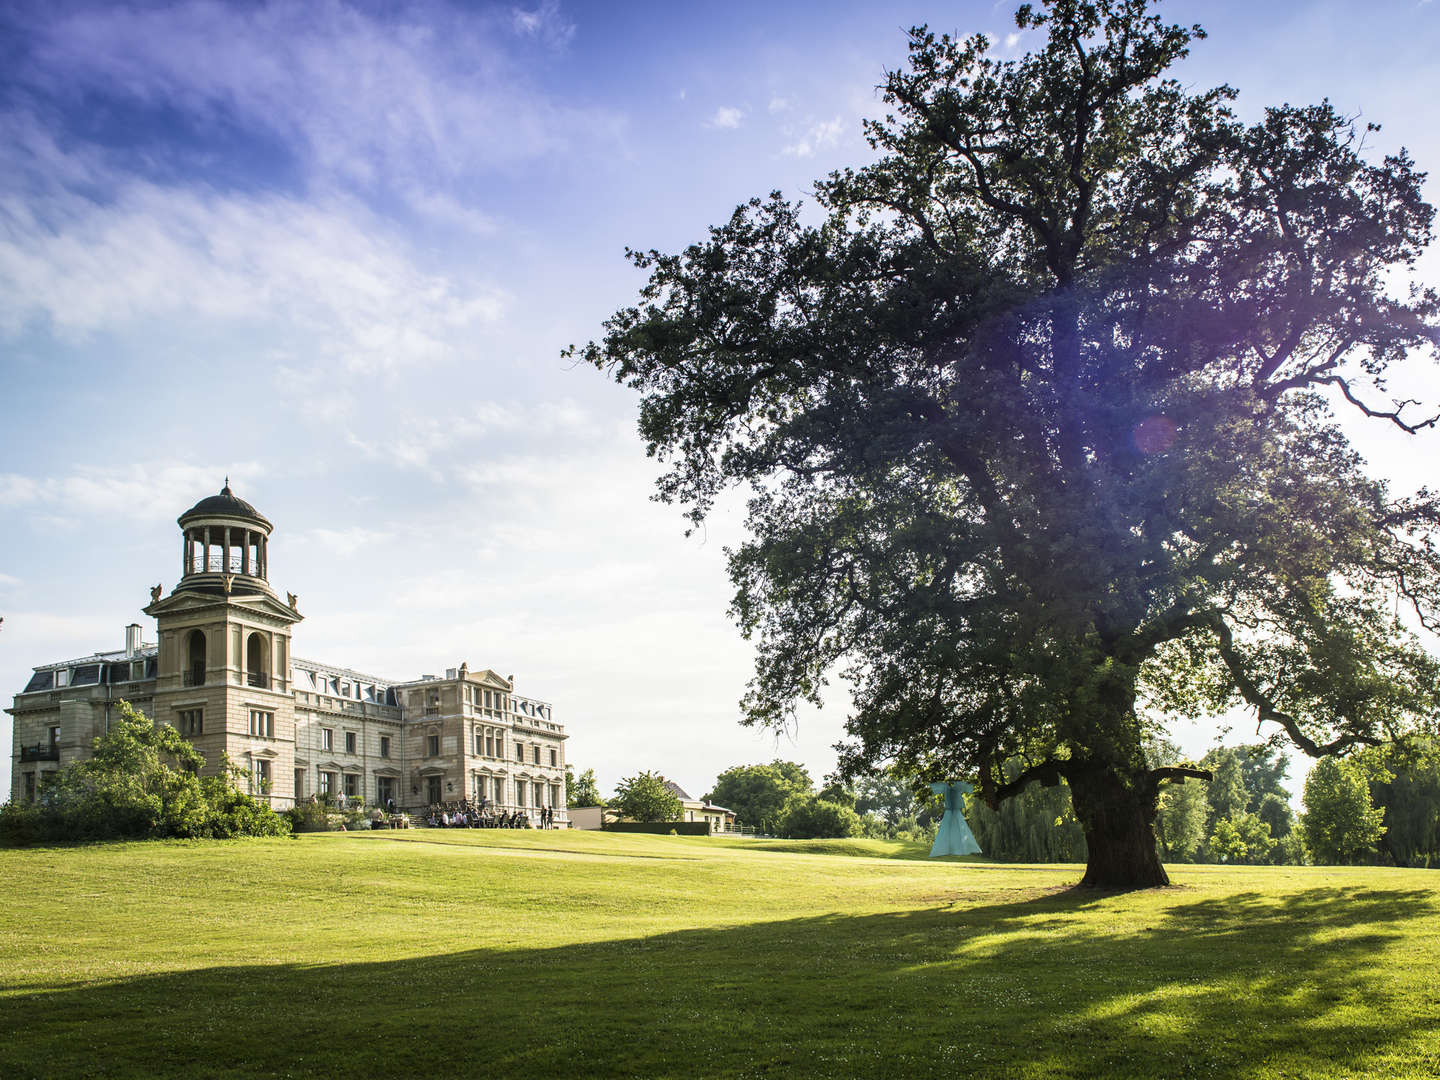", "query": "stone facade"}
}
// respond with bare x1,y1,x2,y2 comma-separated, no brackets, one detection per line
6,485,567,821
